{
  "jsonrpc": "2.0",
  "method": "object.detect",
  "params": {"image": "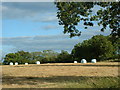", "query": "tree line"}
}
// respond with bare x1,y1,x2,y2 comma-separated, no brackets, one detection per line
3,35,119,65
